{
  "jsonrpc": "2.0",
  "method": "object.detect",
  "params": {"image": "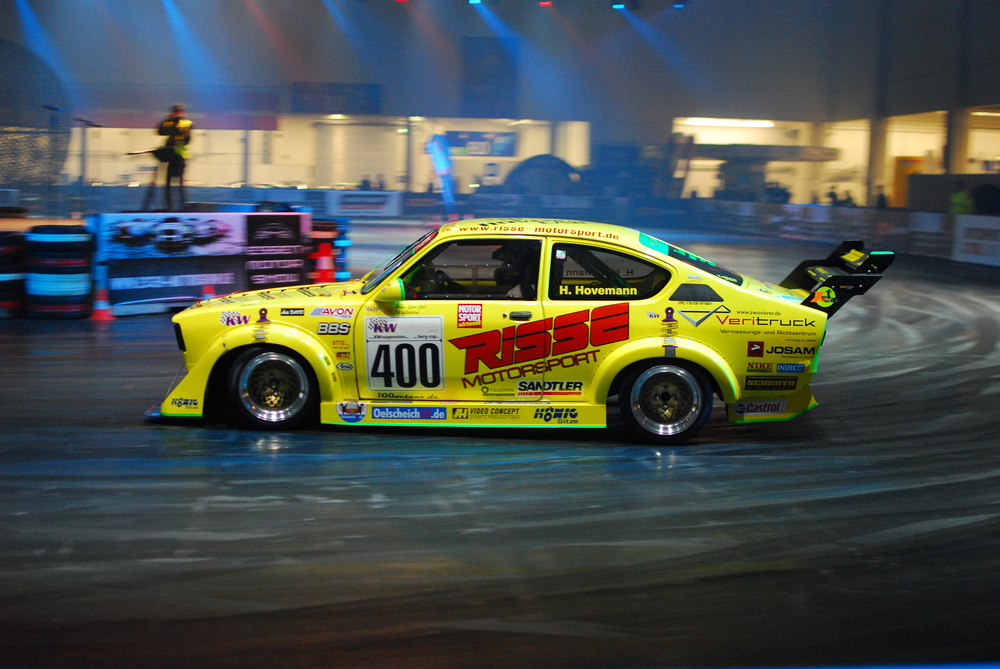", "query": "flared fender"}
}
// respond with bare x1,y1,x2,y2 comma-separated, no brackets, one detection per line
162,324,339,418
592,336,742,404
